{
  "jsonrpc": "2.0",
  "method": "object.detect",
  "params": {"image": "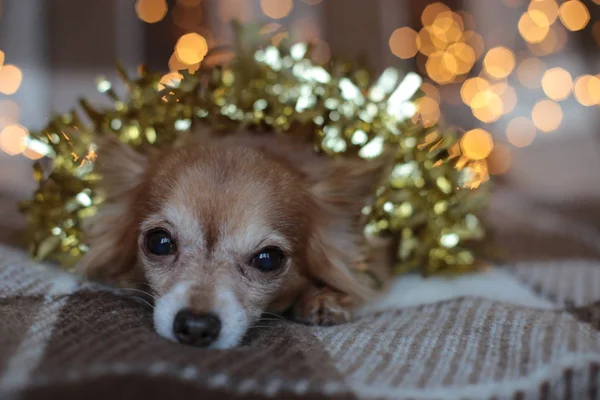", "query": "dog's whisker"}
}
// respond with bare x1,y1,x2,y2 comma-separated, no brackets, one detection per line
113,287,157,301
260,312,284,320
130,296,155,309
